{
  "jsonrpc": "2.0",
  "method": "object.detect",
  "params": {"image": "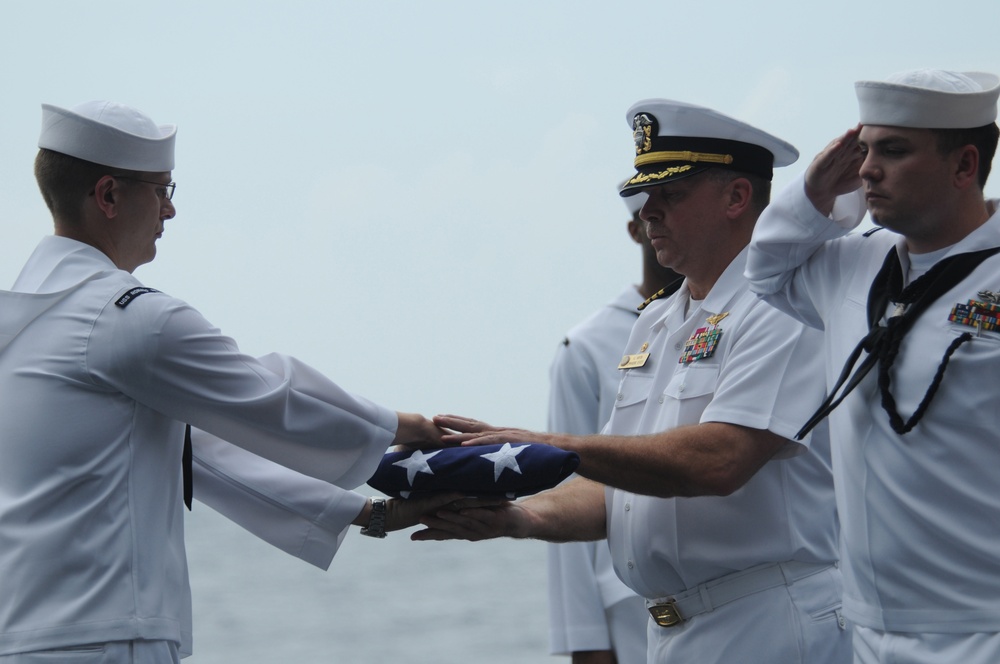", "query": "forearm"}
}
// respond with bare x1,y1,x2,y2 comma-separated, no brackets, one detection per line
435,415,790,500
546,423,788,498
191,433,366,569
747,174,864,296
520,477,607,542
